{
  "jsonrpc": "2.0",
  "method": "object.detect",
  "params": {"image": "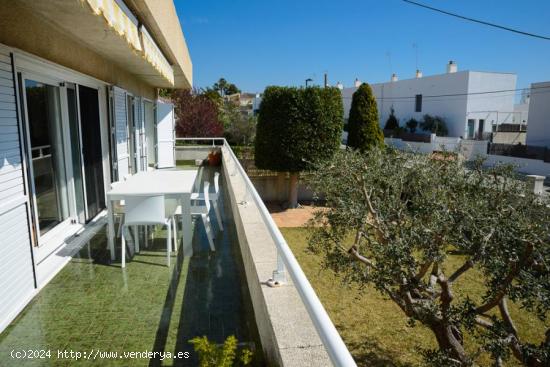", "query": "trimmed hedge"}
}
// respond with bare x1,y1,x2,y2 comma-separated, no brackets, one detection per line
347,83,384,151
255,86,343,172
